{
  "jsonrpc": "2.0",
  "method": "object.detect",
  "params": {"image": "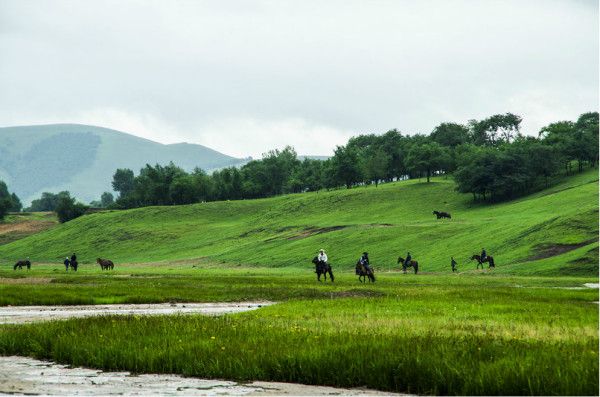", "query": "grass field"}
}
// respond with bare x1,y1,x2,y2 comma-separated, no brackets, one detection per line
0,170,597,276
0,267,597,395
0,171,597,395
